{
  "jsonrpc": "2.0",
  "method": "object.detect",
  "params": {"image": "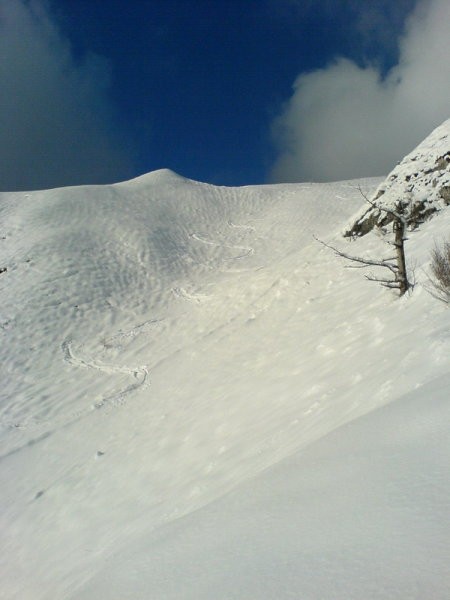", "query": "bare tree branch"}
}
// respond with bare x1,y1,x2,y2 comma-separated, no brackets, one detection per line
314,236,398,273
316,184,413,296
356,185,409,227
365,275,400,286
